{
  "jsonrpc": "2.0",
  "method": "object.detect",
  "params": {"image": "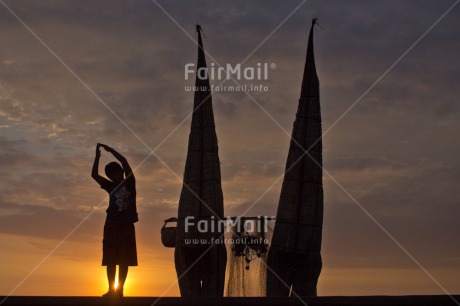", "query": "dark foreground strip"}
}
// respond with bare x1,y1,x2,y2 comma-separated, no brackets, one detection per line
1,296,459,306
